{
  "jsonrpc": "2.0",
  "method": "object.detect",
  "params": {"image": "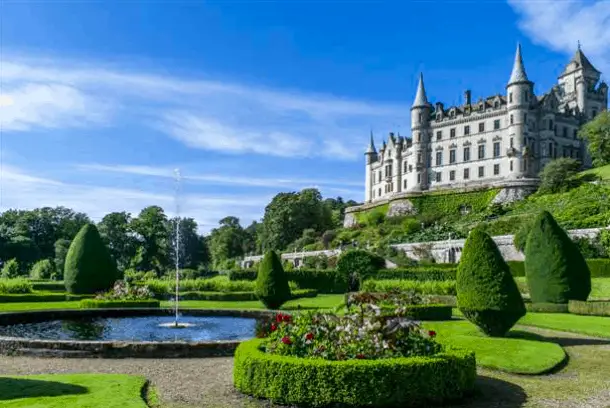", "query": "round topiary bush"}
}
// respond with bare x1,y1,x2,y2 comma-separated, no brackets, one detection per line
255,250,292,309
64,224,119,294
524,211,591,303
30,259,55,280
336,249,386,291
457,229,526,337
1,259,20,279
234,338,476,407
